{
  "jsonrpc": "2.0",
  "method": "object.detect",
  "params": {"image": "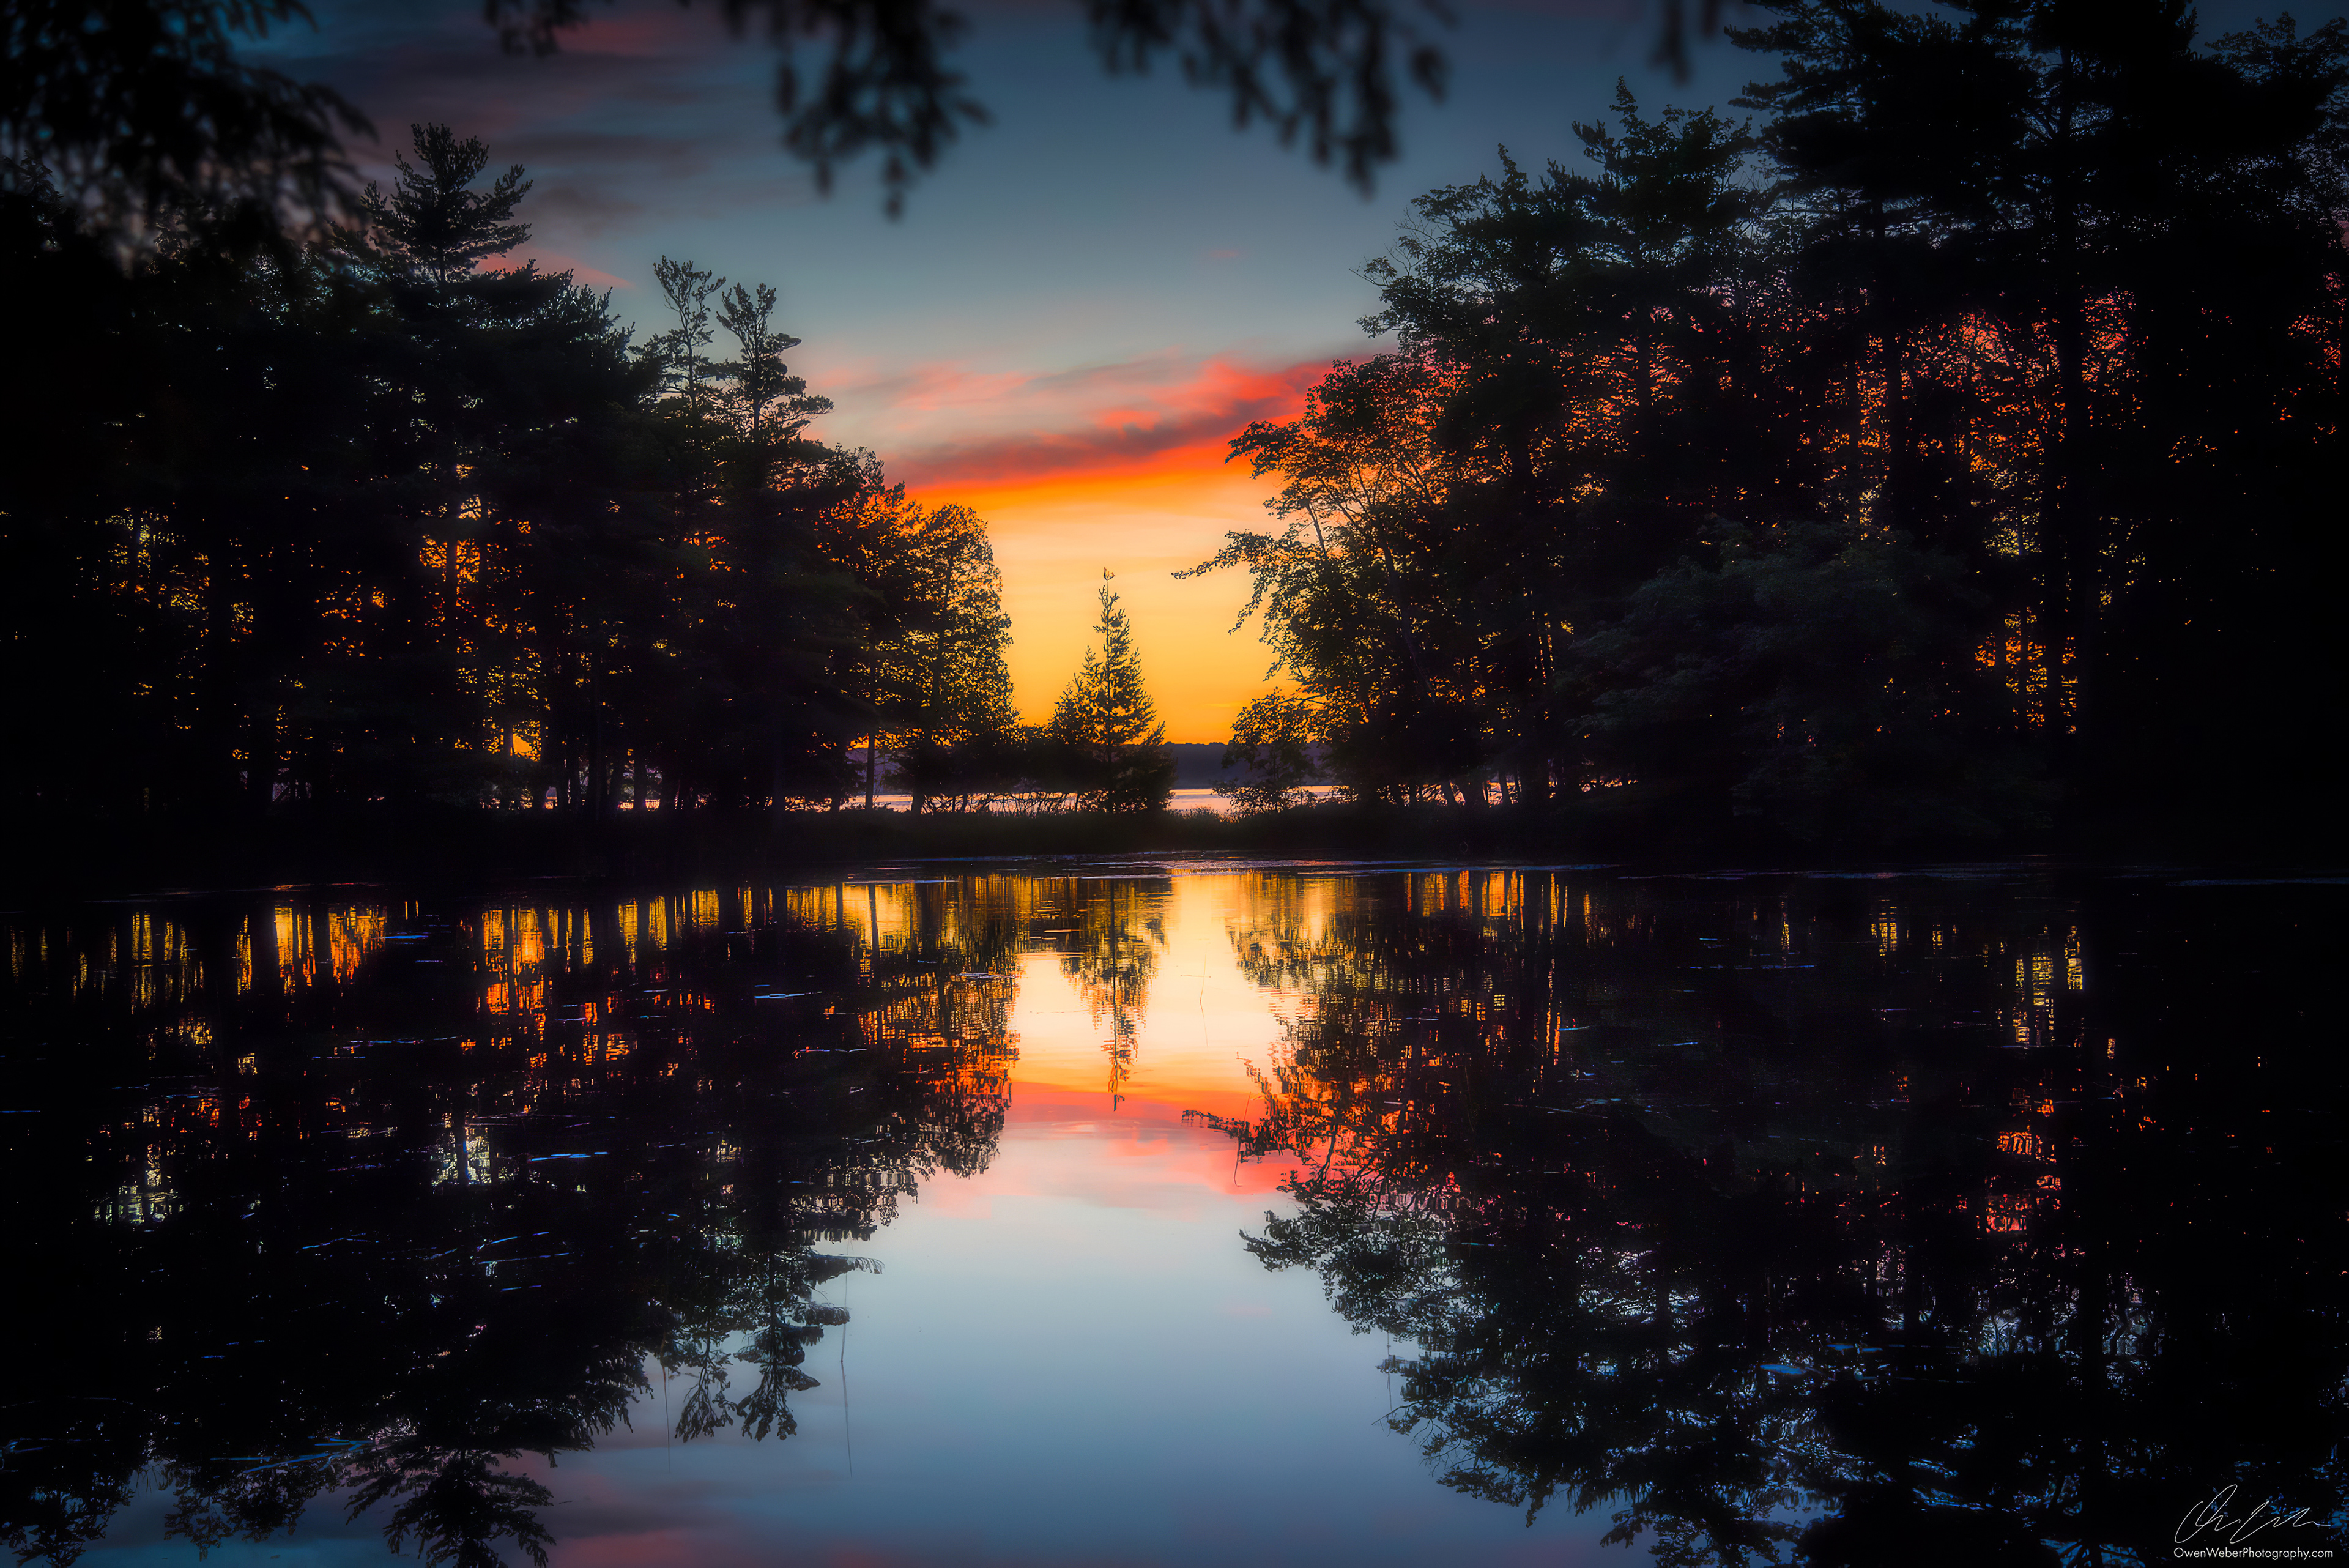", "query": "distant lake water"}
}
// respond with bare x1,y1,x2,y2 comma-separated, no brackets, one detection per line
728,786,1351,815
4,861,2342,1566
